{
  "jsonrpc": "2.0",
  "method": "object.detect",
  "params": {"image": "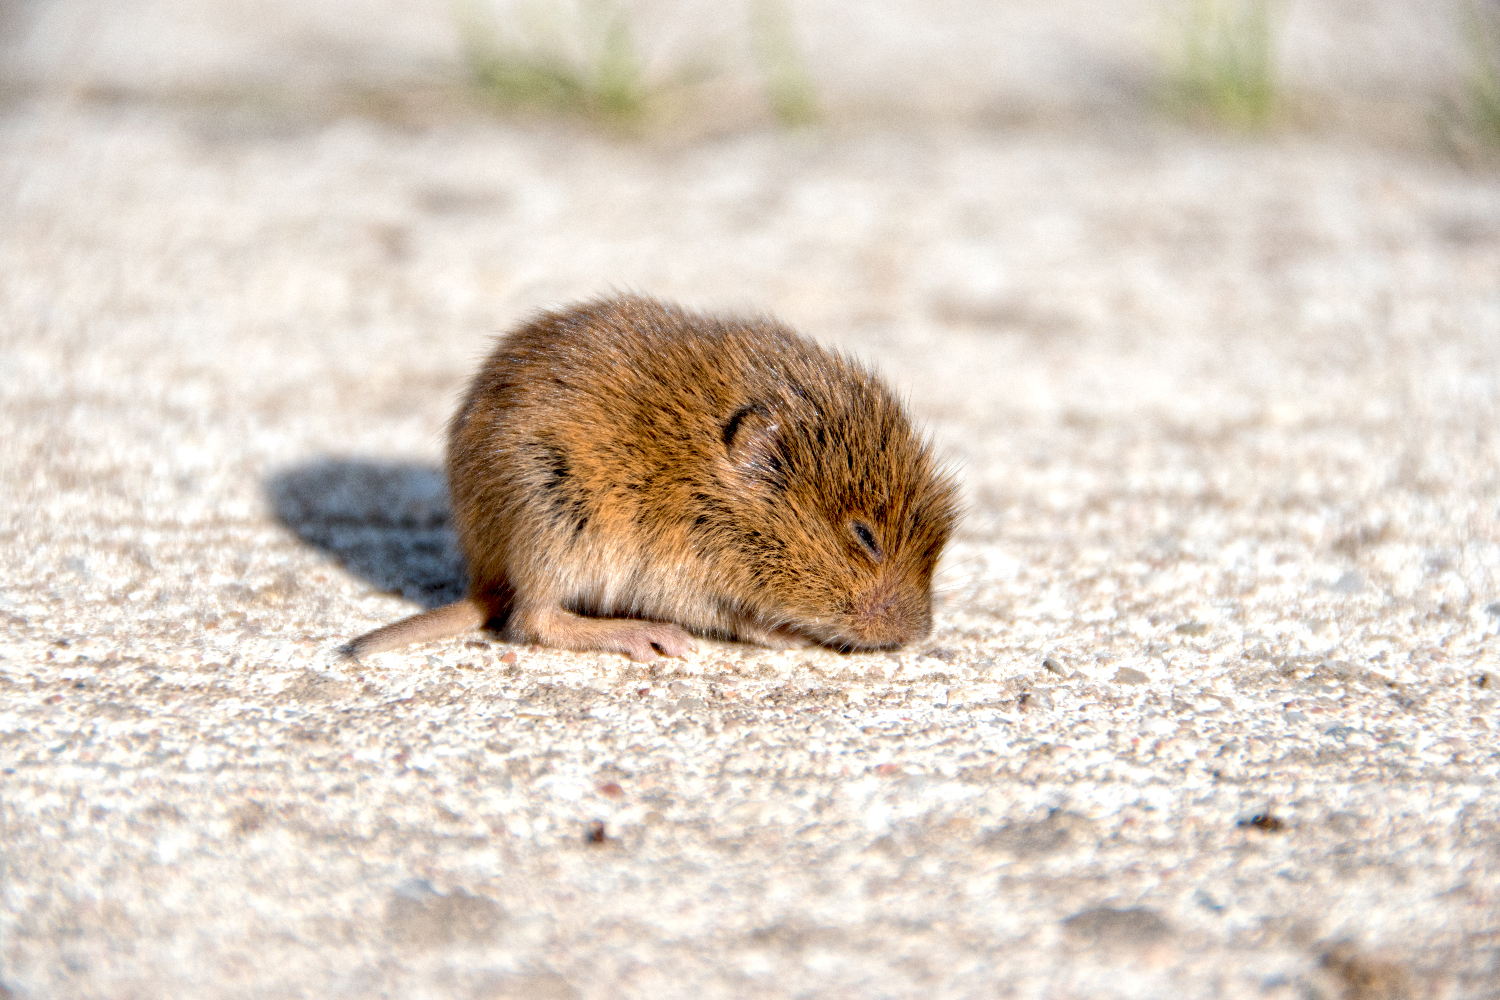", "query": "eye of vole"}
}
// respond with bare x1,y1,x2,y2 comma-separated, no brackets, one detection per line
847,520,884,564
